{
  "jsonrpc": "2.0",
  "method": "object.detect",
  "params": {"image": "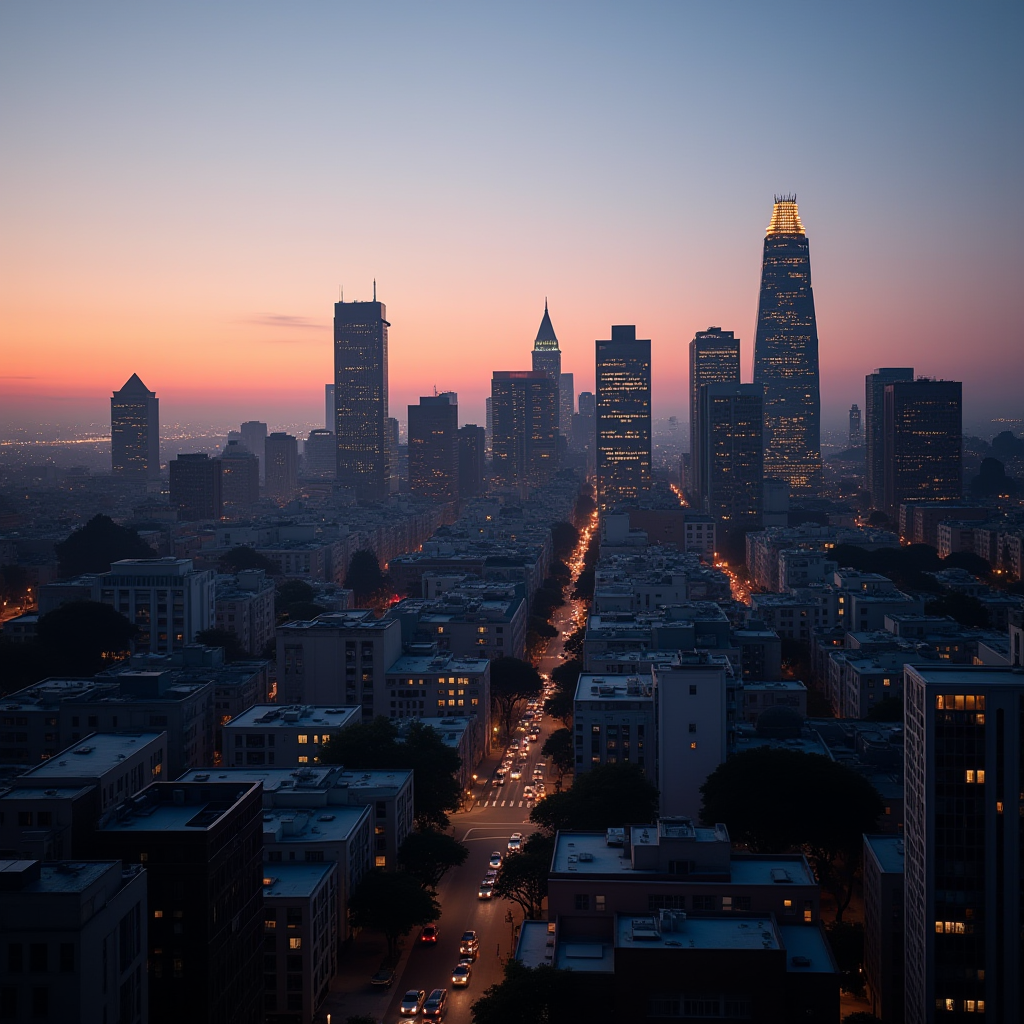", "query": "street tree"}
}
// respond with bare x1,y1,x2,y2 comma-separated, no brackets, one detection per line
492,832,554,920
37,602,136,676
530,762,658,834
541,728,574,790
397,828,469,889
700,747,883,921
925,591,990,629
348,869,439,960
543,688,573,728
55,514,156,576
550,521,579,561
490,657,543,740
276,579,316,605
471,959,577,1024
345,549,393,609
